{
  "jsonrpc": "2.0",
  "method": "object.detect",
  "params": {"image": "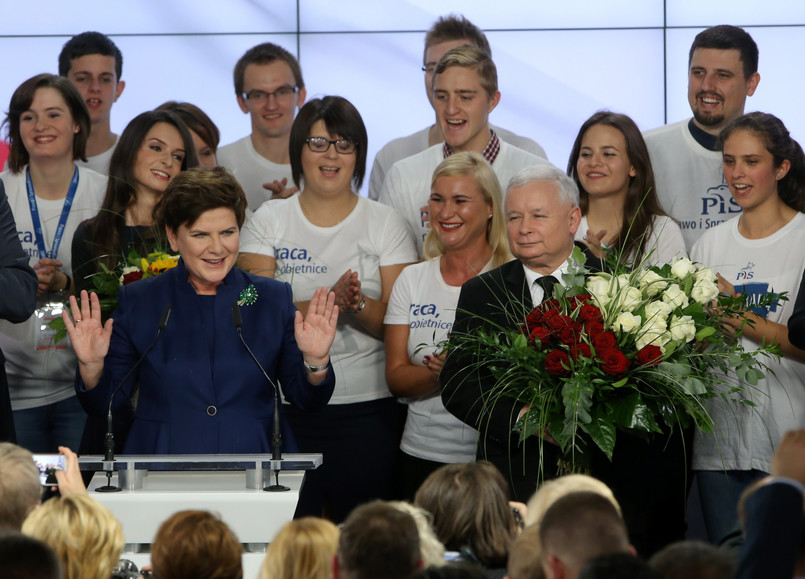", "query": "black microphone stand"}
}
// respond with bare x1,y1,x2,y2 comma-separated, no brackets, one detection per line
233,302,289,491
